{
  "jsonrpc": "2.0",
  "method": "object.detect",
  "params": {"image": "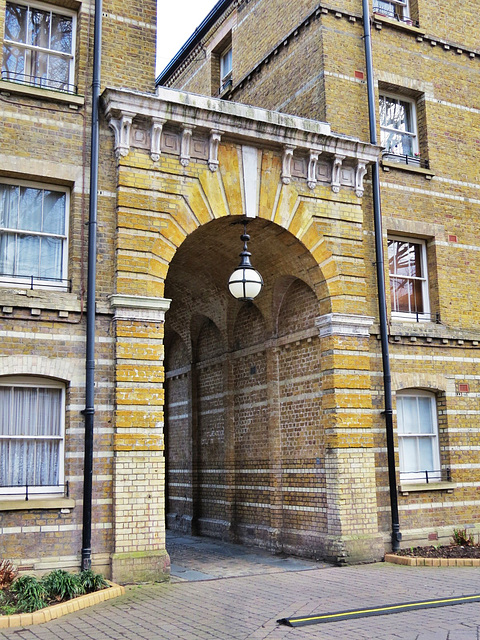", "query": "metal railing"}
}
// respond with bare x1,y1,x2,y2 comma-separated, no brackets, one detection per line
401,468,451,484
372,3,420,28
382,151,430,169
1,70,78,95
2,482,70,501
0,273,72,292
